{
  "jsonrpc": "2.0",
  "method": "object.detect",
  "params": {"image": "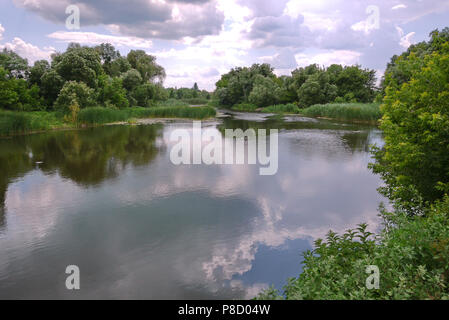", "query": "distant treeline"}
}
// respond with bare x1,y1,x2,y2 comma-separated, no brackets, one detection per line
0,43,212,114
214,62,377,109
